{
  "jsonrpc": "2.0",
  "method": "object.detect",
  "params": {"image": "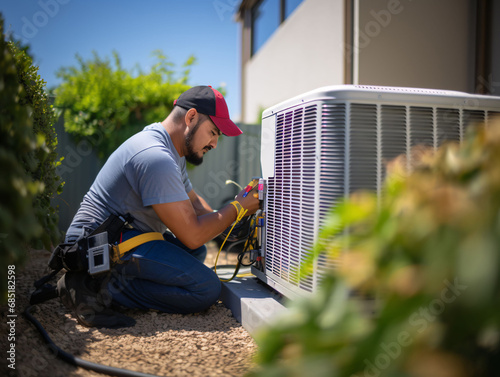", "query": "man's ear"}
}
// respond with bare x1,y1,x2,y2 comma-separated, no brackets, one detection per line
184,108,199,129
